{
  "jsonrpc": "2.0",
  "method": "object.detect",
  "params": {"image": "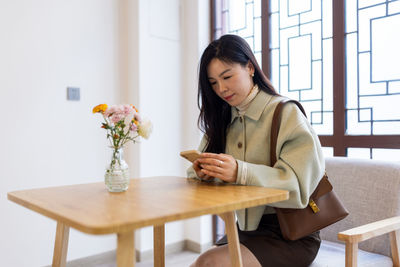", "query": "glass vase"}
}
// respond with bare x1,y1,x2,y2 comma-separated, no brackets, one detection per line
105,147,130,192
